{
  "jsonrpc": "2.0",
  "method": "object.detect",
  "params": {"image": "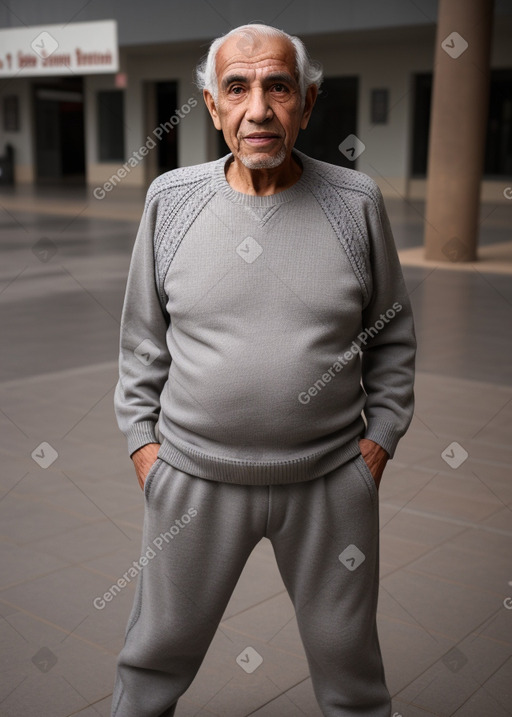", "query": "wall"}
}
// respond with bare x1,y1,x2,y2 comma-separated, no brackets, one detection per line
1,12,511,200
0,78,35,182
0,0,442,44
306,27,436,198
85,44,214,191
